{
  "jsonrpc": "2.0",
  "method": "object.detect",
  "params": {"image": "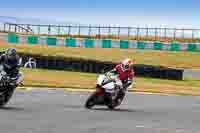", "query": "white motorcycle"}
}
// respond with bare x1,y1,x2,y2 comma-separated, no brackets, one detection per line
85,72,128,109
